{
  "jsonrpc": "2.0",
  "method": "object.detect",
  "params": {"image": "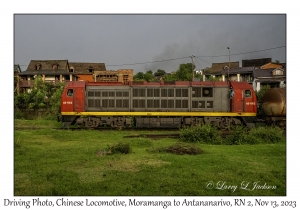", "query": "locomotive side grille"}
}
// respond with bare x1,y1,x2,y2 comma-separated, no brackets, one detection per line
176,89,181,97
182,100,188,108
168,100,174,108
109,99,115,107
176,100,181,108
154,100,160,108
182,89,188,97
154,89,160,97
95,91,101,97
207,101,213,108
161,99,167,108
116,99,122,108
123,99,129,108
161,89,167,97
123,91,129,97
102,99,108,108
147,89,153,97
147,99,160,108
116,91,123,97
192,87,202,97
109,92,115,97
88,91,94,97
95,99,100,107
168,89,174,97
102,92,108,97
202,88,213,97
147,100,153,108
133,89,146,97
88,99,94,107
192,101,198,108
199,101,205,108
175,100,188,108
133,99,145,108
